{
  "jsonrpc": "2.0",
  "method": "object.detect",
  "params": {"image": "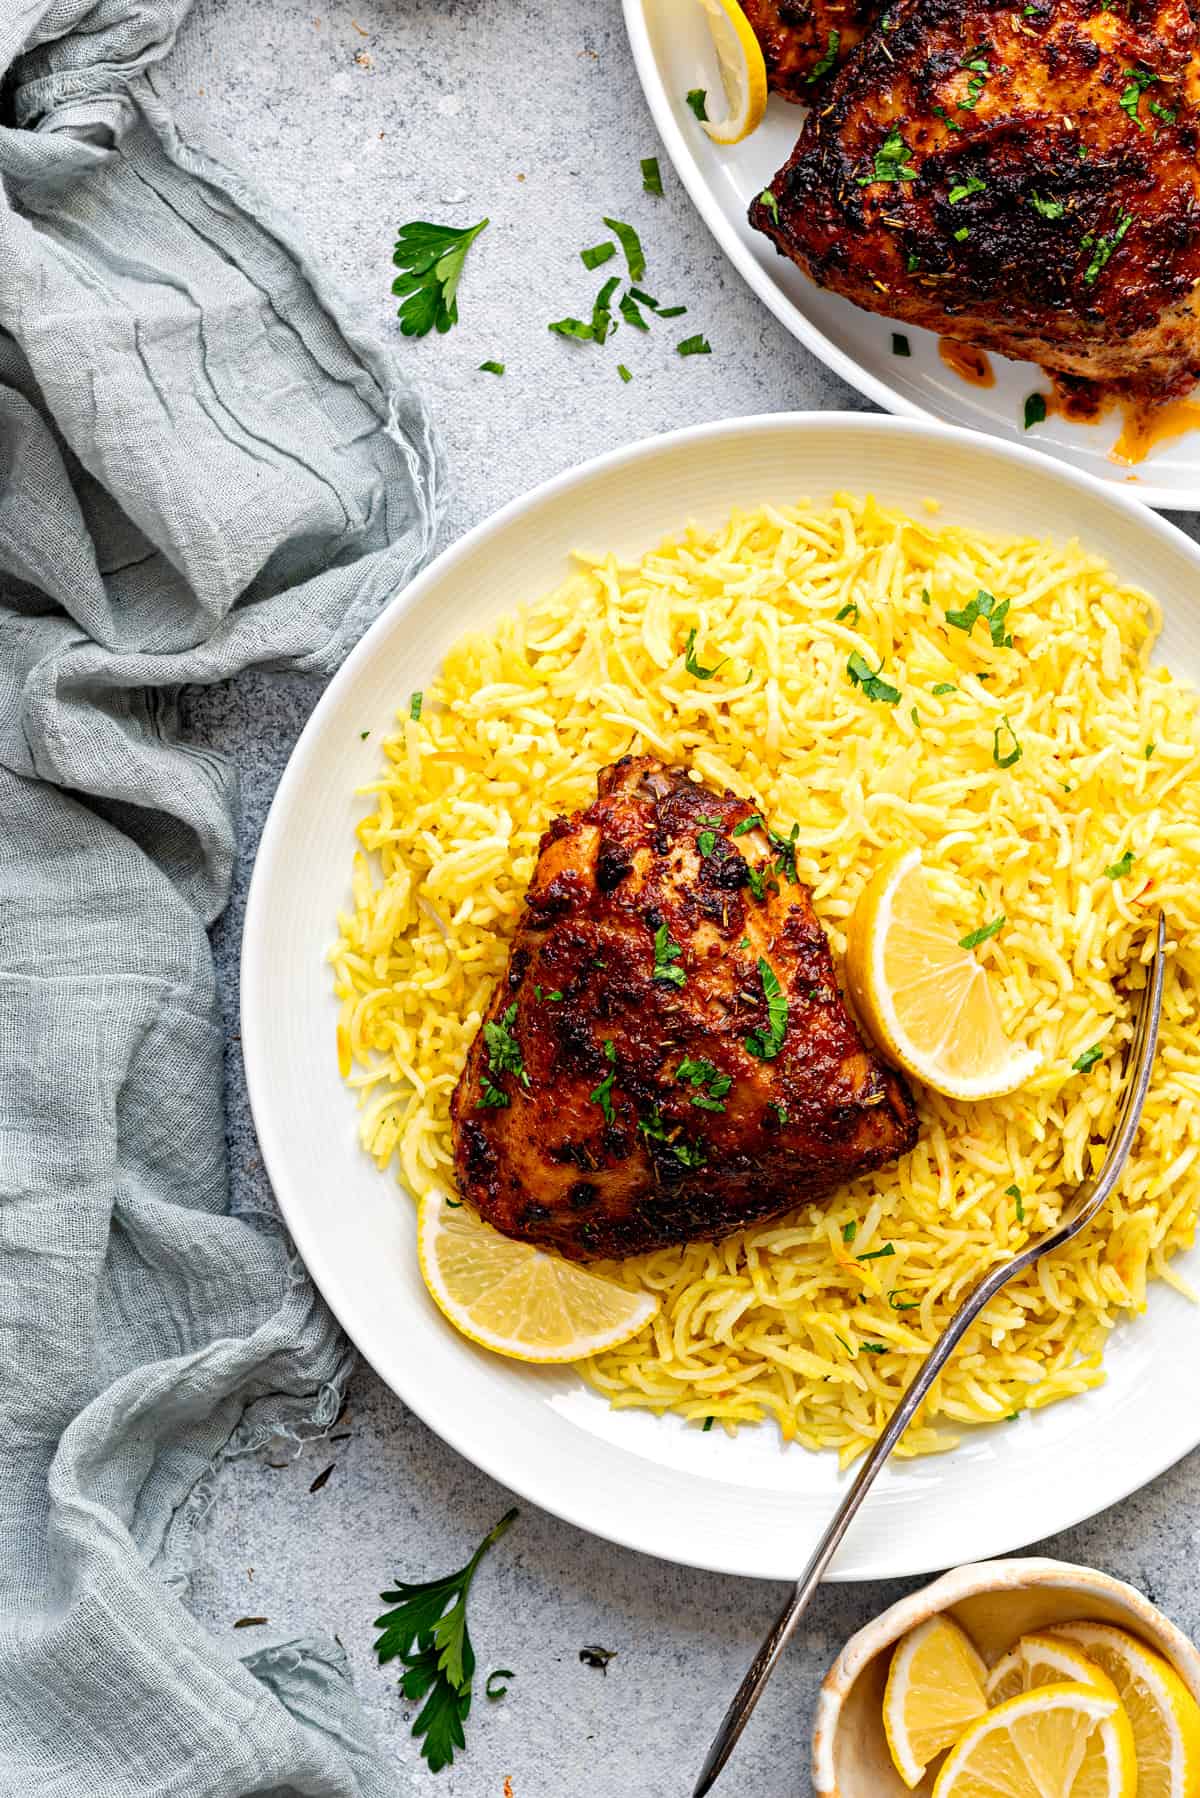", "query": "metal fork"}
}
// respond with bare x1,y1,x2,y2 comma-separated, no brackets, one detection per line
693,913,1167,1797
